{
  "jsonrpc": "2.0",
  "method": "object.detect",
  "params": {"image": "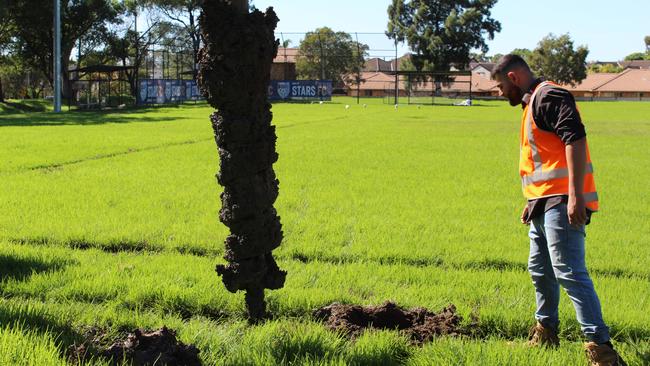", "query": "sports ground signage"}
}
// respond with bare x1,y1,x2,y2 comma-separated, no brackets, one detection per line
138,79,202,104
268,80,333,101
138,79,333,104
